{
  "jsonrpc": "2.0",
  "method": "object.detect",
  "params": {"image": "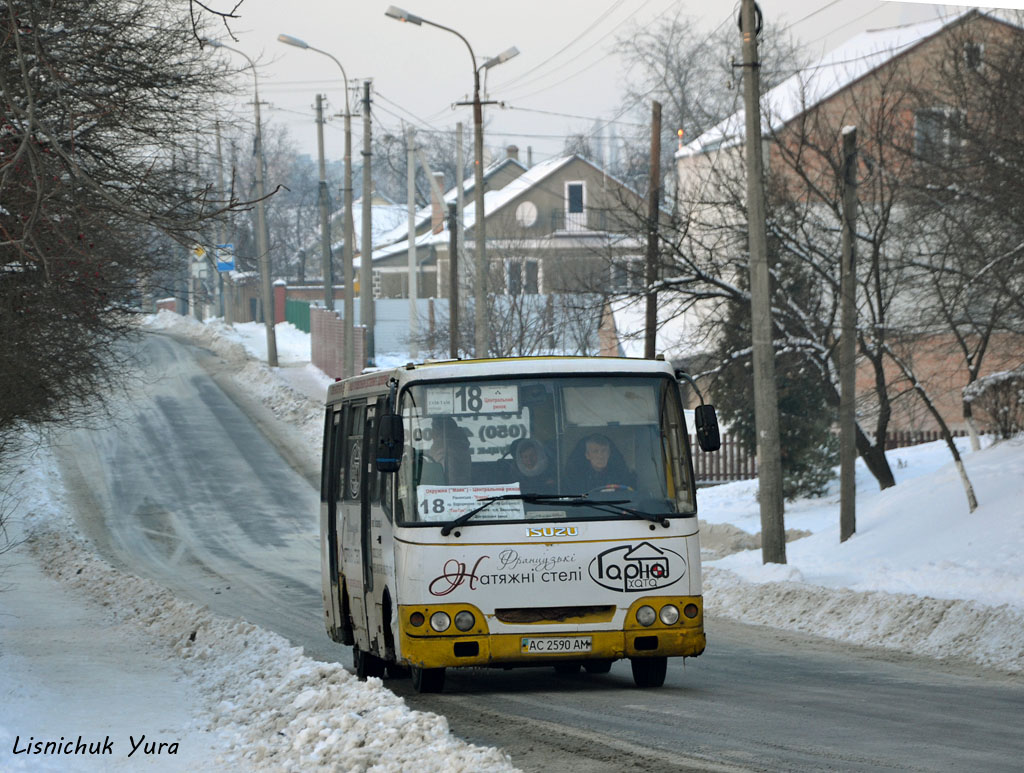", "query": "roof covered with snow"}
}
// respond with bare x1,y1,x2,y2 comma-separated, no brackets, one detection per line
677,12,969,159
